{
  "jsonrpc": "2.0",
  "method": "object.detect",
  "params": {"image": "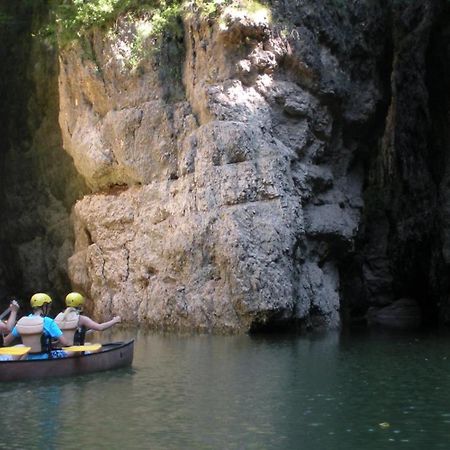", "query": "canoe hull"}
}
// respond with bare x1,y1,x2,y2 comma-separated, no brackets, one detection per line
0,340,134,382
